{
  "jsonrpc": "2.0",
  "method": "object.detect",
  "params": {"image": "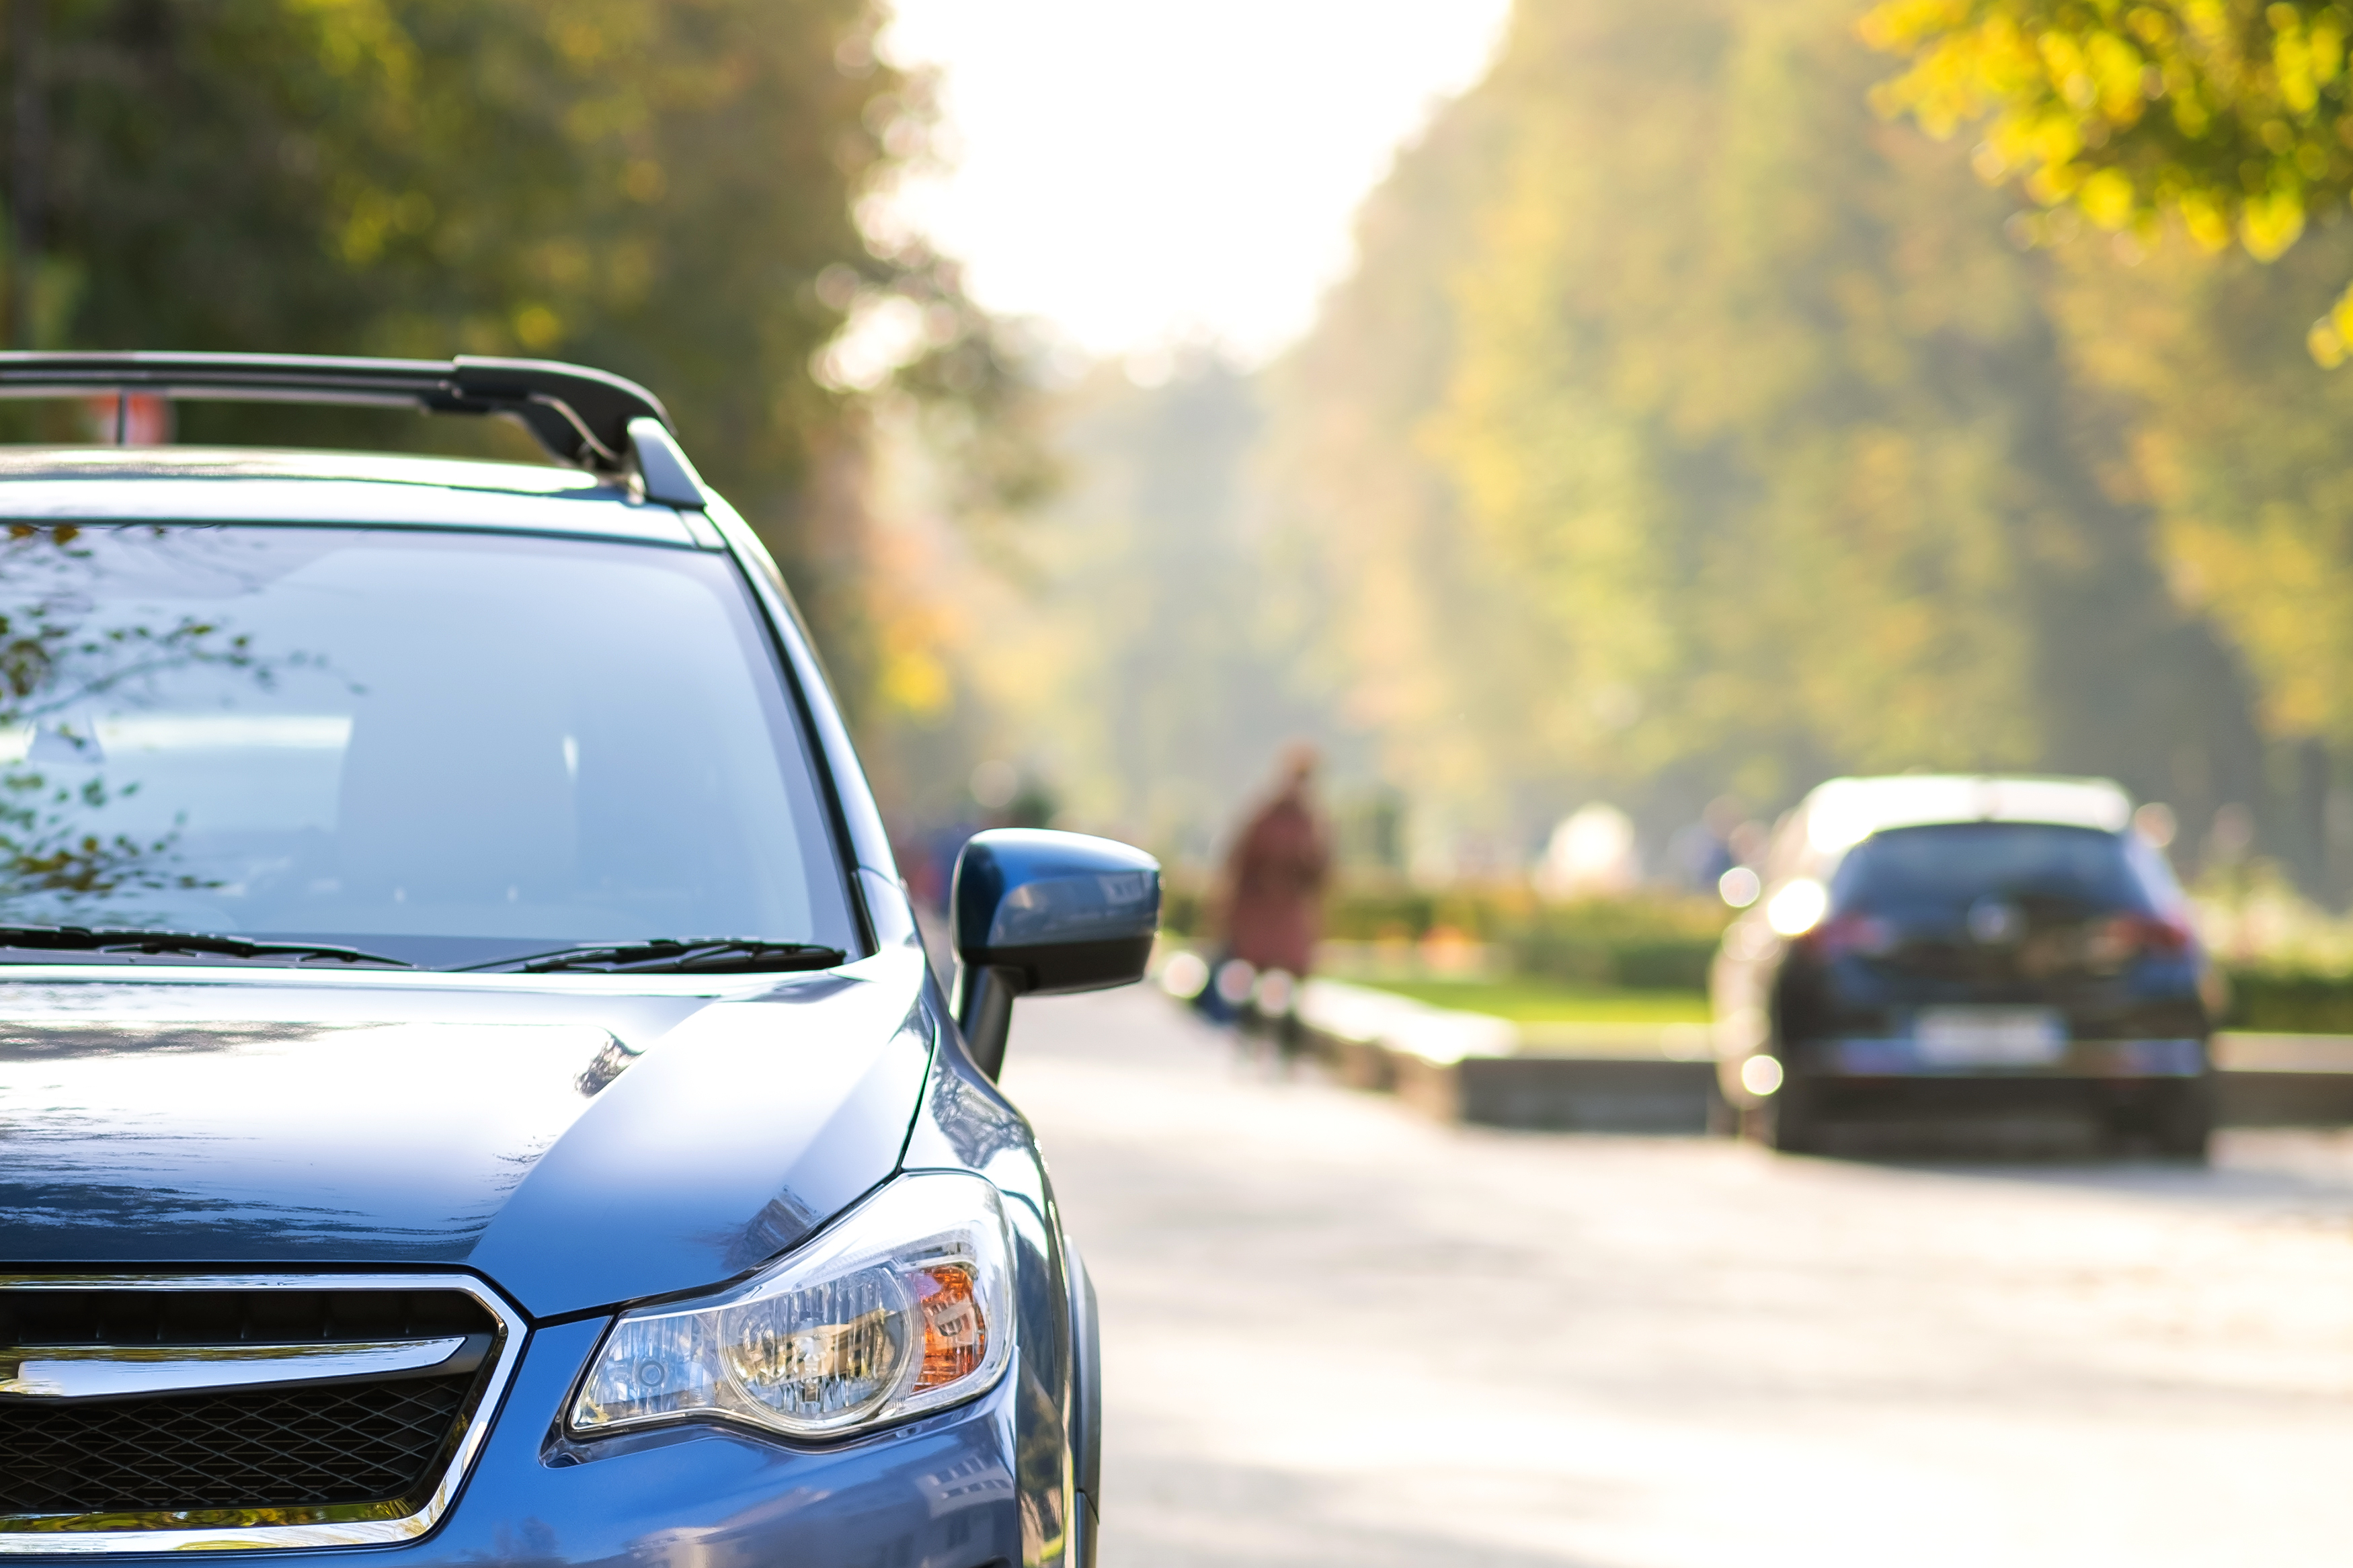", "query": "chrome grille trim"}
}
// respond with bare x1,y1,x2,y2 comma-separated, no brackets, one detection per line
0,1335,484,1401
0,1272,528,1554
